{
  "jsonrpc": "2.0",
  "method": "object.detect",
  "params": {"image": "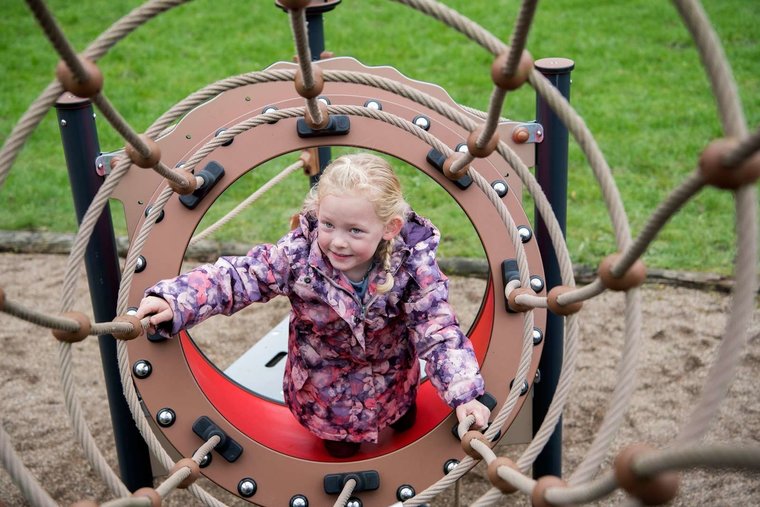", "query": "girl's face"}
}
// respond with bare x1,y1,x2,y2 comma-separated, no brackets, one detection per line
316,193,400,282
